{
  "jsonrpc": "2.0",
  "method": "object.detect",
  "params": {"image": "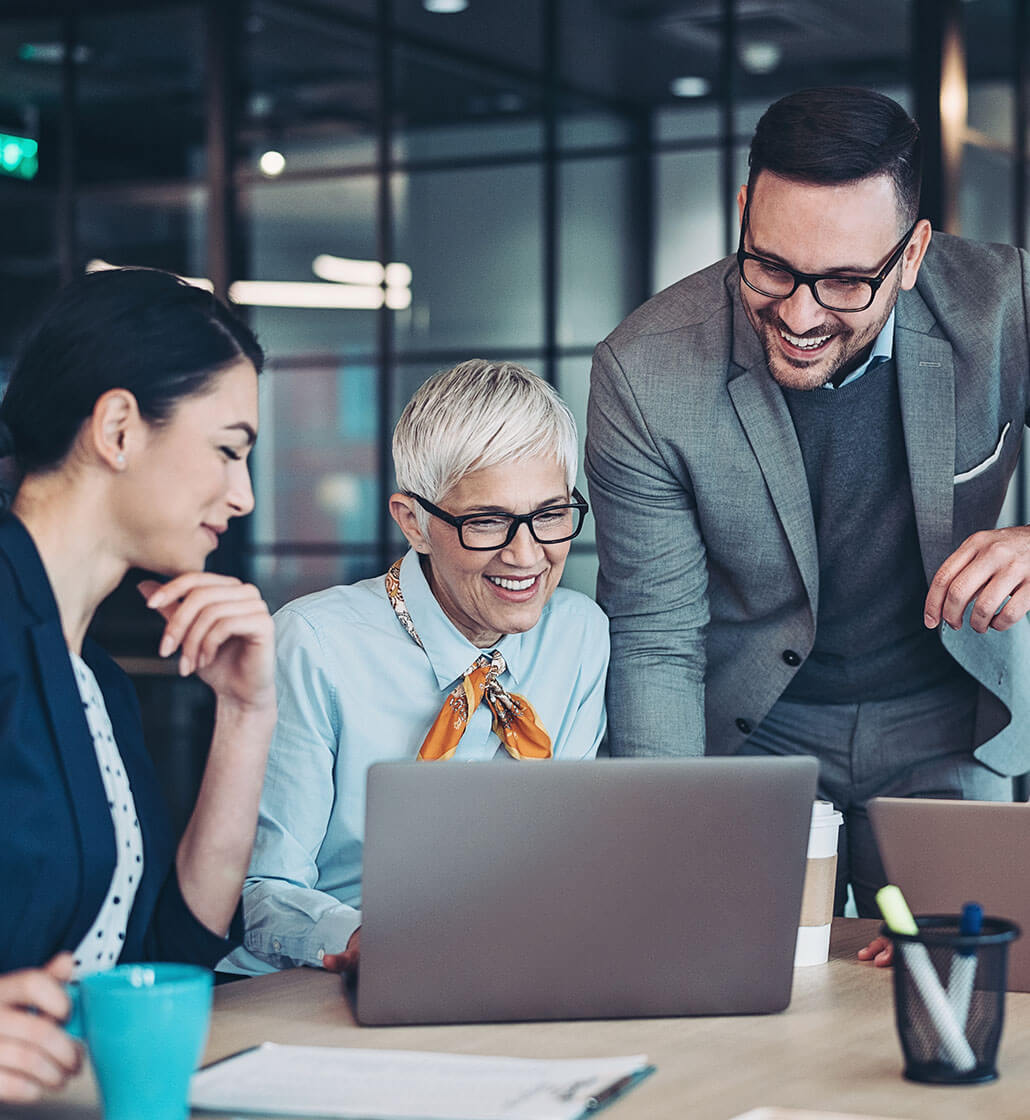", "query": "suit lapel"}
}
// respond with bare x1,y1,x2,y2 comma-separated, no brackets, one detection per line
0,515,117,948
895,290,956,584
30,622,117,948
727,298,819,608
